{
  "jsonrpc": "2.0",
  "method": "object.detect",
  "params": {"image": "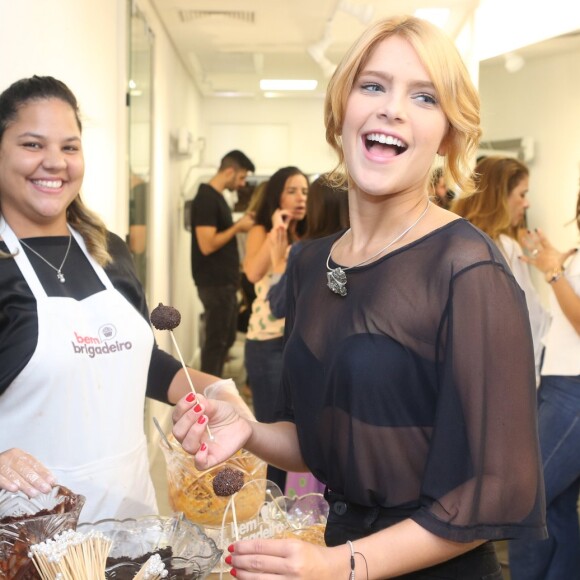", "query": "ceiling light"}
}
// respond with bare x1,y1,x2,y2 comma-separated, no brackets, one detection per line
414,8,451,29
259,79,318,91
